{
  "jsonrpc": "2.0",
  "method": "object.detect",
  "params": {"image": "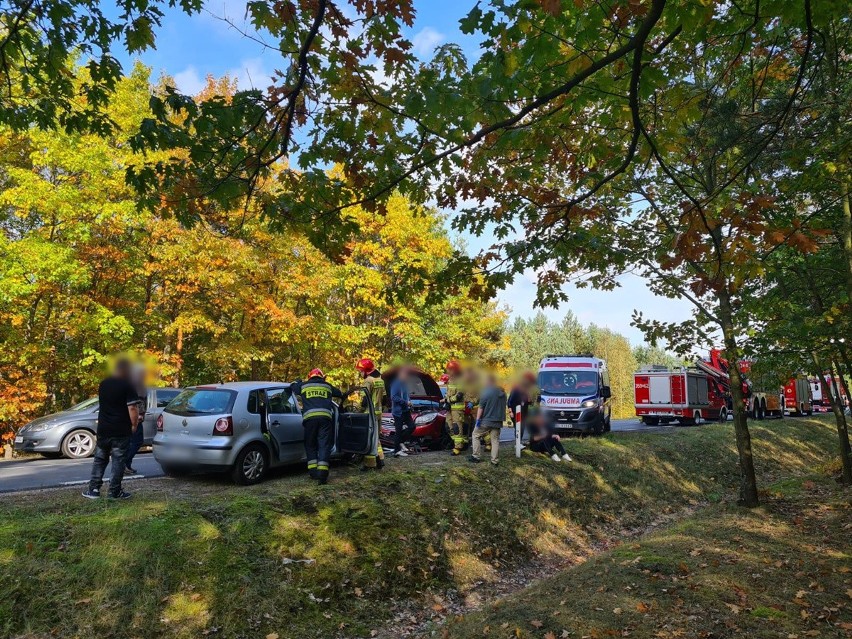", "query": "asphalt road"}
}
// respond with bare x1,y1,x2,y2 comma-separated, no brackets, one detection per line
0,418,667,494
